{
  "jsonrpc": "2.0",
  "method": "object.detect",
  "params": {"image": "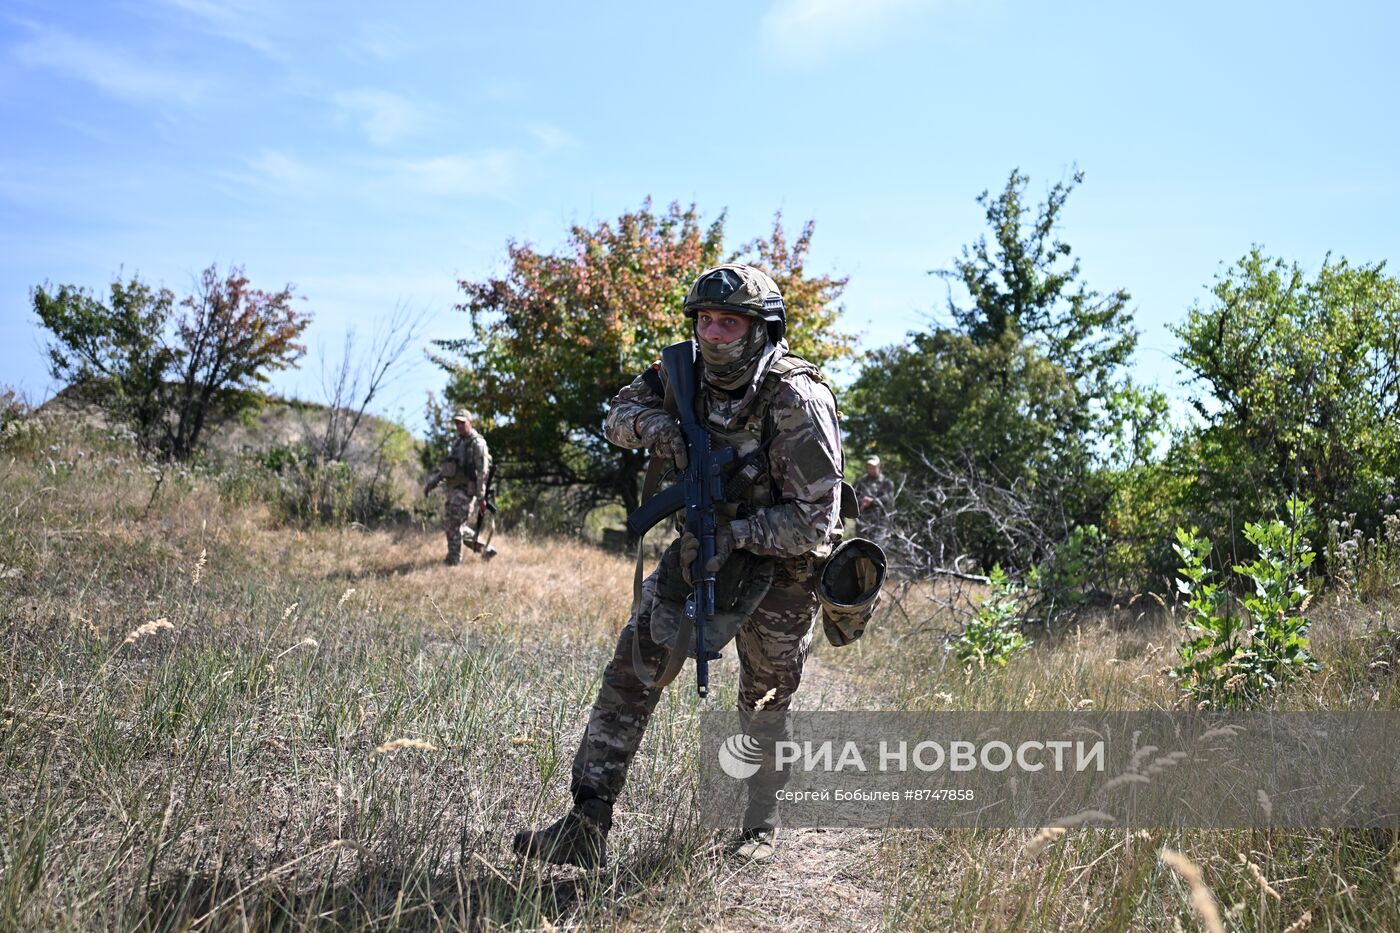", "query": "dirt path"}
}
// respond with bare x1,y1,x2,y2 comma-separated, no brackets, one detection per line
696,648,891,932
